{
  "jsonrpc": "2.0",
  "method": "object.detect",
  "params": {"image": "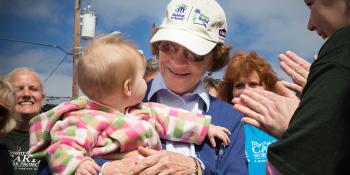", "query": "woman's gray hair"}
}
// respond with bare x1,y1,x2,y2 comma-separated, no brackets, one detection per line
5,67,44,91
146,57,160,72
